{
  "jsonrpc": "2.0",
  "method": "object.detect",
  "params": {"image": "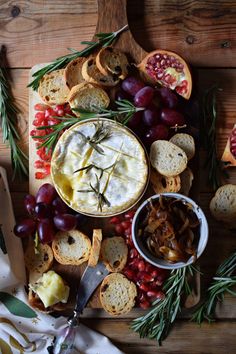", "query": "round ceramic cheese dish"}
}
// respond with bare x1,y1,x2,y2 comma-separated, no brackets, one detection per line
51,118,149,217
